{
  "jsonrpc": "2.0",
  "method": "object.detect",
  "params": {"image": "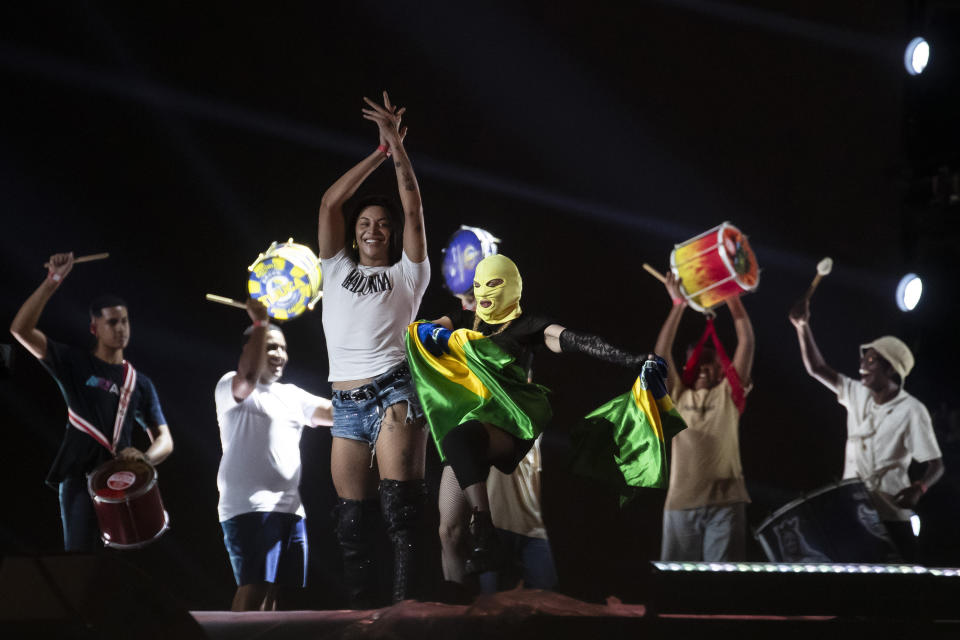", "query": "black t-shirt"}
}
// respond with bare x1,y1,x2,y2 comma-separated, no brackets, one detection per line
41,340,167,486
446,308,555,374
